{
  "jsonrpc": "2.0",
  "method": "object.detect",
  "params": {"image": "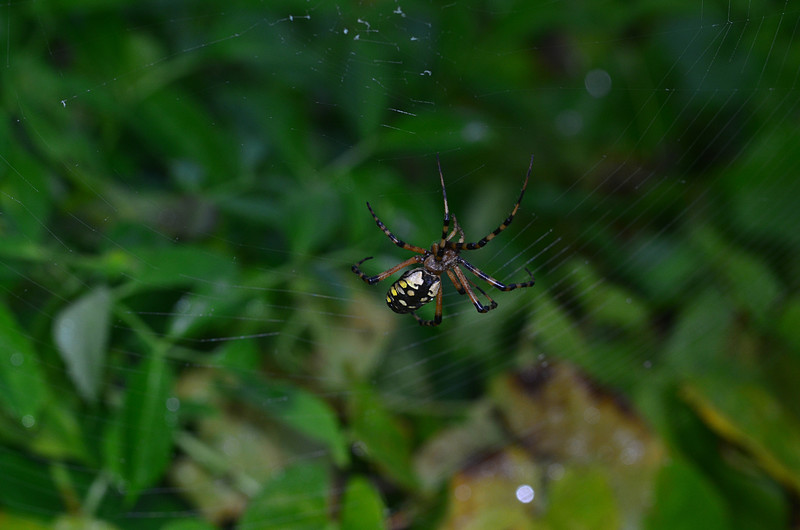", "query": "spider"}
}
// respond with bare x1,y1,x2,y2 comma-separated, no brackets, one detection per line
352,155,536,326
